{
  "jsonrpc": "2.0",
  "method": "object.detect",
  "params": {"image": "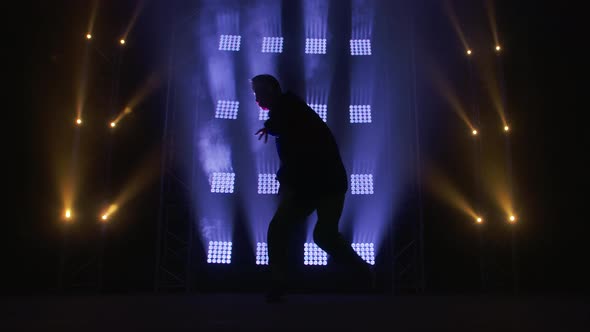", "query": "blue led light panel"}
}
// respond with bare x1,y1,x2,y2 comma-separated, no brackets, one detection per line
215,100,239,119
304,242,328,265
262,37,284,53
350,39,372,55
219,34,241,51
256,242,269,265
305,38,327,54
351,174,374,195
207,241,233,264
210,172,236,194
258,174,280,194
349,105,372,123
309,104,328,122
352,243,375,265
259,108,269,121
